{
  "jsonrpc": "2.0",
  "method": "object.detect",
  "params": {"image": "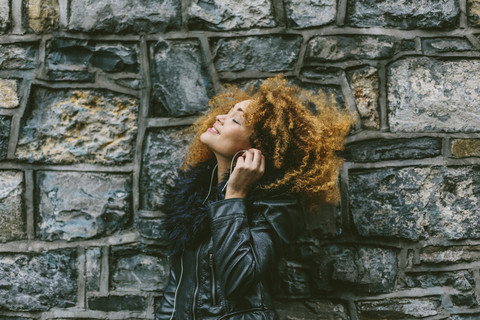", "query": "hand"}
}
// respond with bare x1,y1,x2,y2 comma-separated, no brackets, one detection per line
225,148,265,199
